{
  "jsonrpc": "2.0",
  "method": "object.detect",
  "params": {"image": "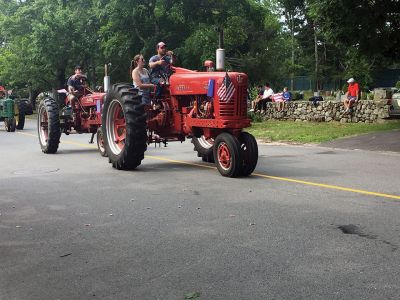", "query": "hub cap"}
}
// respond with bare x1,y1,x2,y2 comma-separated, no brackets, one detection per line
217,142,231,170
